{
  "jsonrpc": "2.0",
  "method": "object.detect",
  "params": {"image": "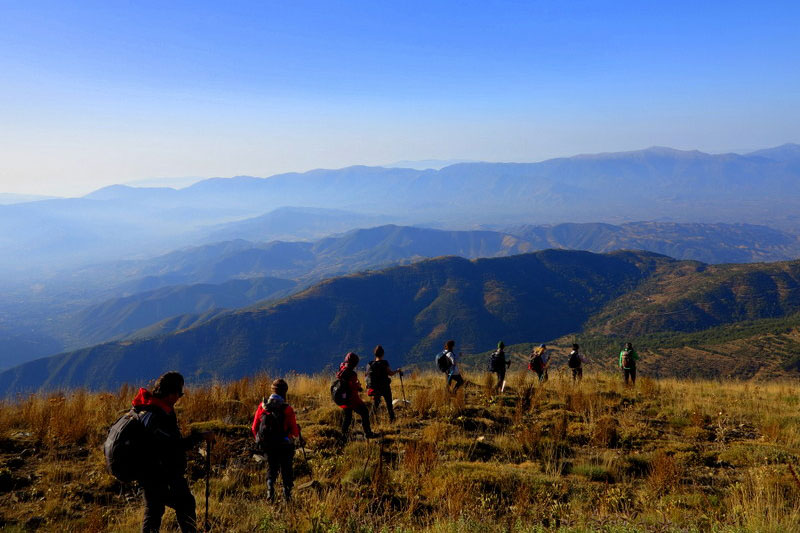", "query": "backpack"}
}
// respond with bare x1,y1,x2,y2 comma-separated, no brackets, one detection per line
103,409,148,483
255,399,287,449
568,351,582,369
436,351,453,373
366,360,390,390
621,349,634,368
489,350,505,372
330,378,349,405
530,353,544,373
